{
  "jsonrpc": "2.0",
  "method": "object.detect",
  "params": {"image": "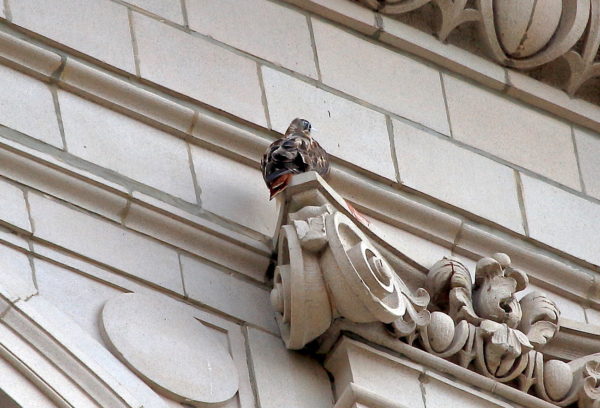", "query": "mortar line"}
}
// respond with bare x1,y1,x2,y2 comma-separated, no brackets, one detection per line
256,62,273,130
386,115,402,184
50,85,68,151
177,253,188,298
127,8,142,77
306,15,322,82
2,0,11,21
179,0,190,28
439,71,454,138
186,134,203,206
514,170,530,237
571,125,587,194
242,324,263,408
